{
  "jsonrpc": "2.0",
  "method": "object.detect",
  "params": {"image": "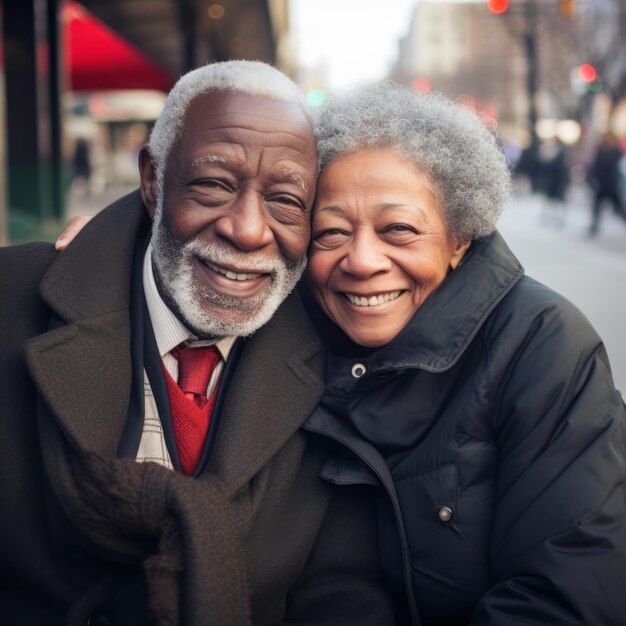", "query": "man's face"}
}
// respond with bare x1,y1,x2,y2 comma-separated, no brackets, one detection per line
142,91,318,337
